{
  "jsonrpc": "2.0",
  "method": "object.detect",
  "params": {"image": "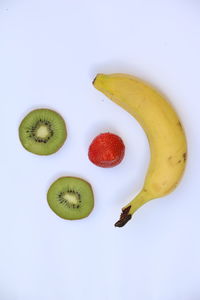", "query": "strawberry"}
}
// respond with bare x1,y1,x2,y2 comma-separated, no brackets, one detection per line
88,132,125,168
